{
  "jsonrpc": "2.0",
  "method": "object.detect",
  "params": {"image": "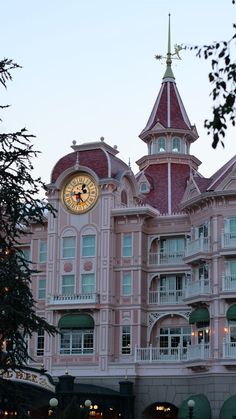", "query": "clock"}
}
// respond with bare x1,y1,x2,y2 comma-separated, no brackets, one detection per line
62,173,99,214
